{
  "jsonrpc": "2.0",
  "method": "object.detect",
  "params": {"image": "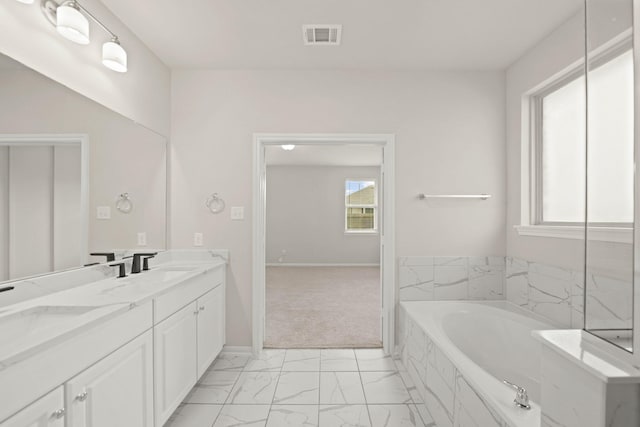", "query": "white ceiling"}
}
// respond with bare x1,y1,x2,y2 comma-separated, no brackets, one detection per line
265,144,382,166
100,0,582,70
